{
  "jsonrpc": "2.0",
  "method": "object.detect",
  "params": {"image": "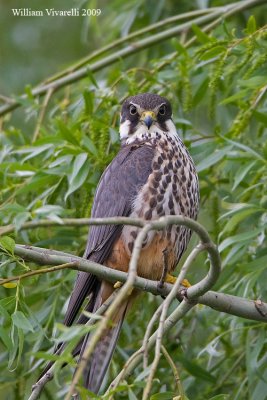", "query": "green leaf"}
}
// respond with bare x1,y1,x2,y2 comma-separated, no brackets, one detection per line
55,323,93,342
33,351,63,362
222,138,265,161
219,227,264,252
70,153,87,180
0,236,15,255
239,75,266,89
192,24,213,44
128,388,138,400
232,161,257,190
242,254,267,272
16,174,57,196
82,136,98,156
86,69,99,88
57,120,80,146
193,77,209,107
83,89,95,114
197,146,231,172
24,84,34,101
171,38,187,55
0,327,13,351
13,212,31,232
12,311,34,332
150,392,175,400
8,326,19,370
0,303,11,321
177,356,216,383
16,328,24,369
208,395,230,400
65,154,90,200
253,110,267,126
221,206,262,234
200,46,225,60
246,15,257,34
220,89,249,105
